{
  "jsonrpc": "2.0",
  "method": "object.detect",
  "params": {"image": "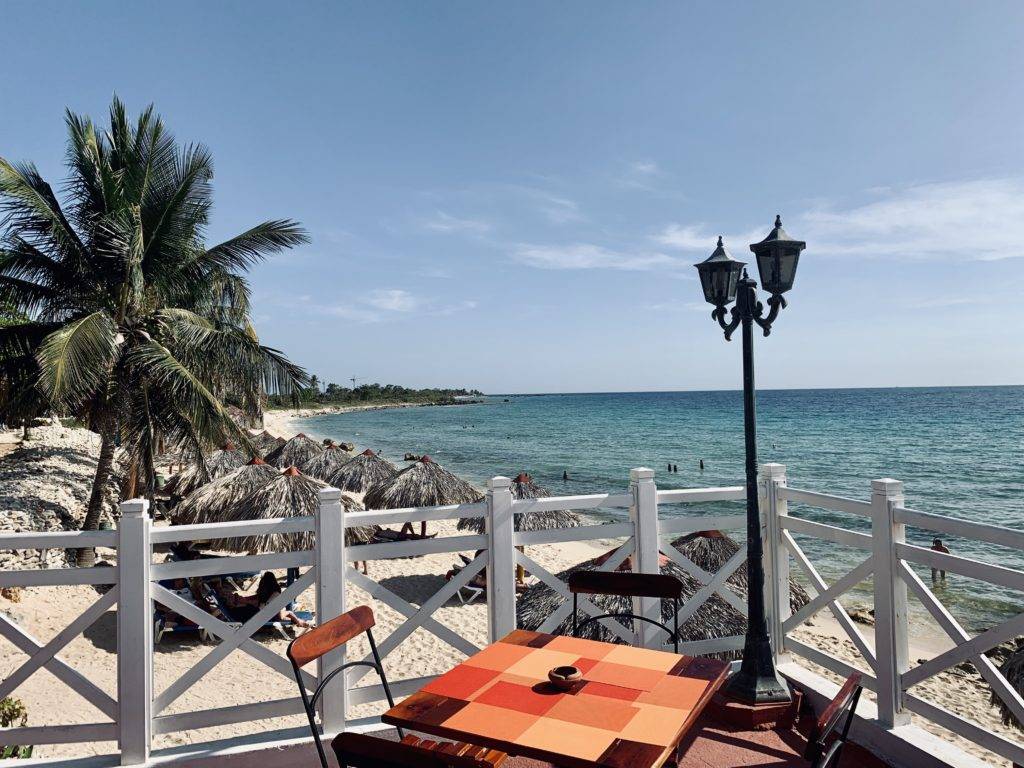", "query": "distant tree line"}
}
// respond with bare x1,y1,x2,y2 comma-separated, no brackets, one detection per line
266,378,483,408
